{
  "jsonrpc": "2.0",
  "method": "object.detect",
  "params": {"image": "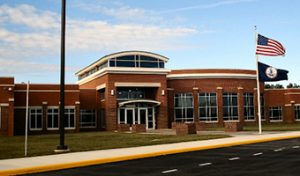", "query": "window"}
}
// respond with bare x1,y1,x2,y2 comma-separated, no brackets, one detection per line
260,94,265,120
47,108,59,129
244,93,255,121
65,108,75,129
30,107,43,130
174,93,194,122
295,106,300,121
199,93,218,122
0,106,1,129
223,93,238,121
269,106,283,122
108,55,165,69
80,109,96,128
117,88,145,100
99,89,105,100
